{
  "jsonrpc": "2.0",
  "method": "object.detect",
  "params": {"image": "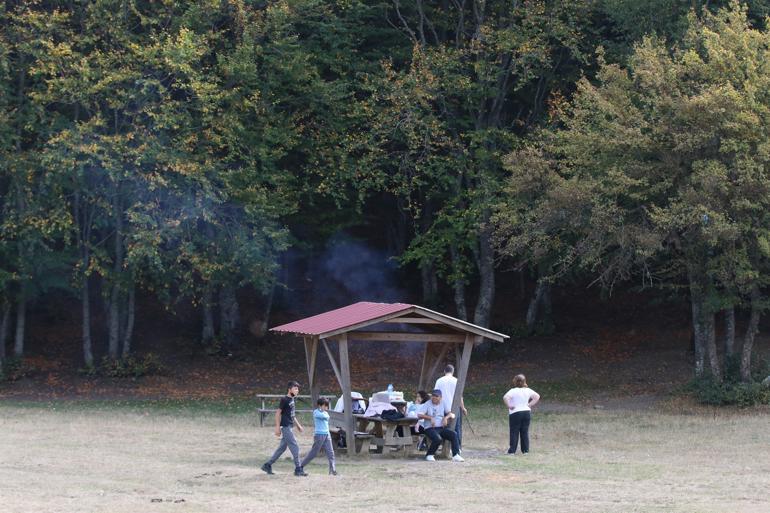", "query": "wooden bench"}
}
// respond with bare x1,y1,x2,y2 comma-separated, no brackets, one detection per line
256,394,333,427
329,428,374,457
415,431,452,458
